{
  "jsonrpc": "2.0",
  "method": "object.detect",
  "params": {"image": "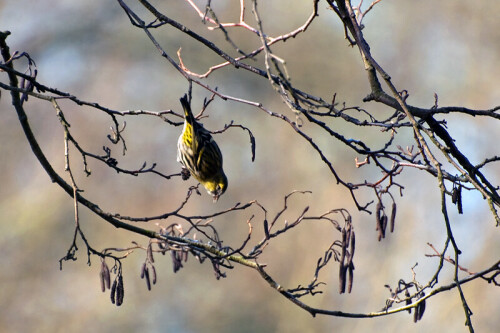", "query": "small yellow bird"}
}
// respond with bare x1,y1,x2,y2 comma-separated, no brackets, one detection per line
177,94,228,202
